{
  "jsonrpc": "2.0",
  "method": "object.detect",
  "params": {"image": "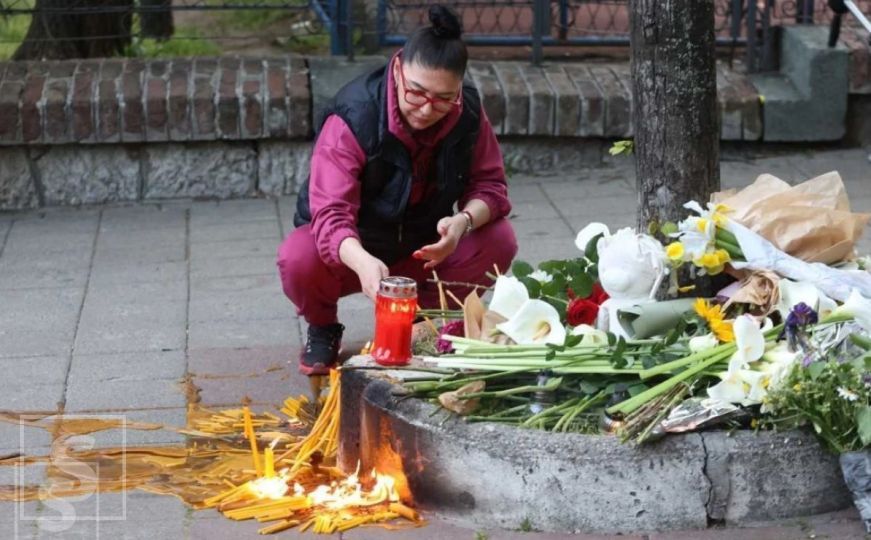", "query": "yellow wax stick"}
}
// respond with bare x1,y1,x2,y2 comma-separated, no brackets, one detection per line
263,446,275,478
242,404,263,476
